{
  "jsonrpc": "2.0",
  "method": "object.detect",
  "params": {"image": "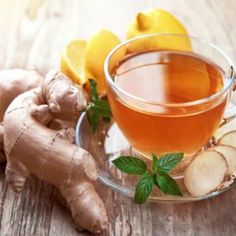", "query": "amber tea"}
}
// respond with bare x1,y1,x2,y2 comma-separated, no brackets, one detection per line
107,50,228,156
